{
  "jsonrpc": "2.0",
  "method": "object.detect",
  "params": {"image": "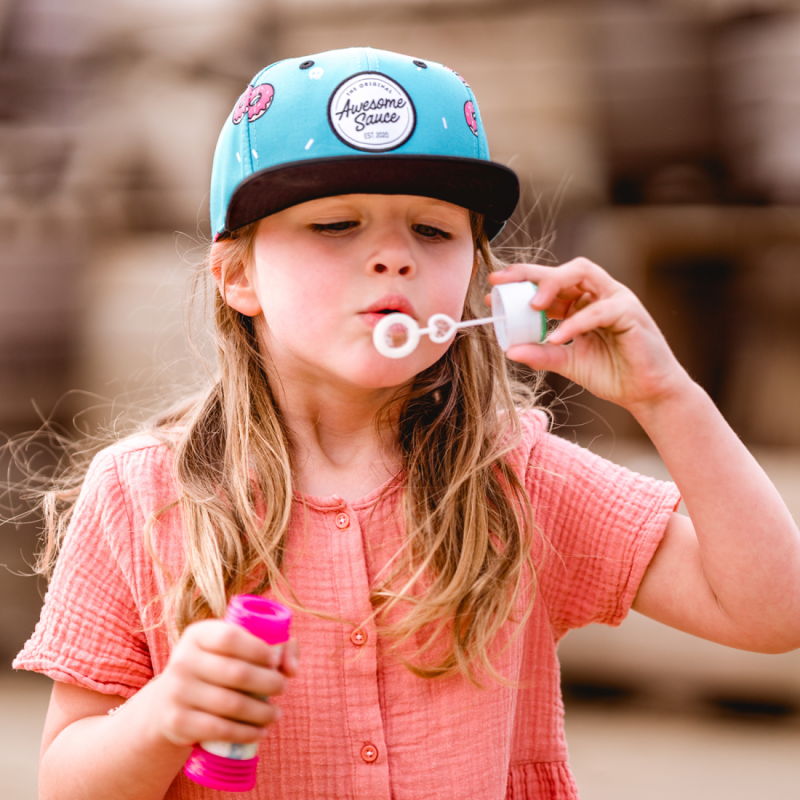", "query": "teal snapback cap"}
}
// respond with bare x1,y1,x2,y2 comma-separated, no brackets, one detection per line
210,47,519,241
